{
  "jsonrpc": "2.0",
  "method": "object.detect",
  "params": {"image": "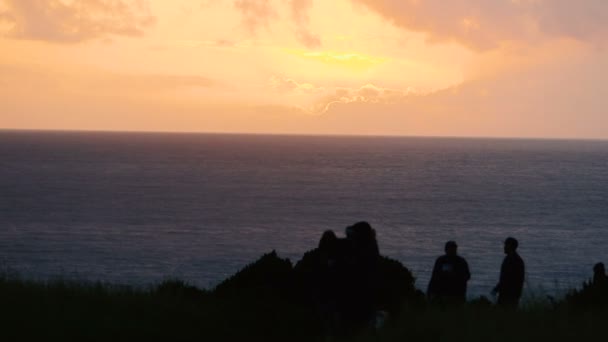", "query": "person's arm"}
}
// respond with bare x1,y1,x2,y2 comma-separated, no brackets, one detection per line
463,259,471,282
492,282,500,295
492,259,505,295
